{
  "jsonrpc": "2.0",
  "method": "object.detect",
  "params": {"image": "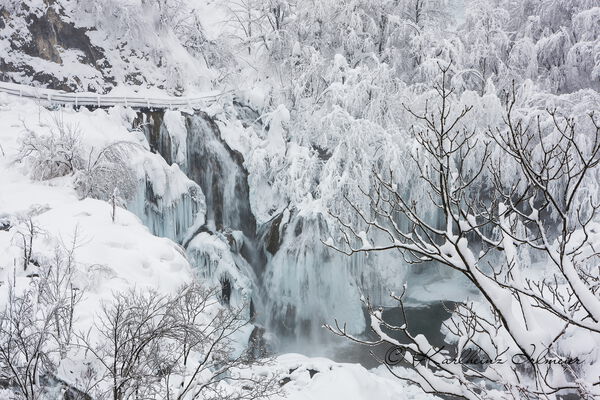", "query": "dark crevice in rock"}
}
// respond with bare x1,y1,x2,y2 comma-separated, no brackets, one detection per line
220,277,231,305
259,211,286,256
279,377,291,387
248,325,268,359
134,110,172,164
